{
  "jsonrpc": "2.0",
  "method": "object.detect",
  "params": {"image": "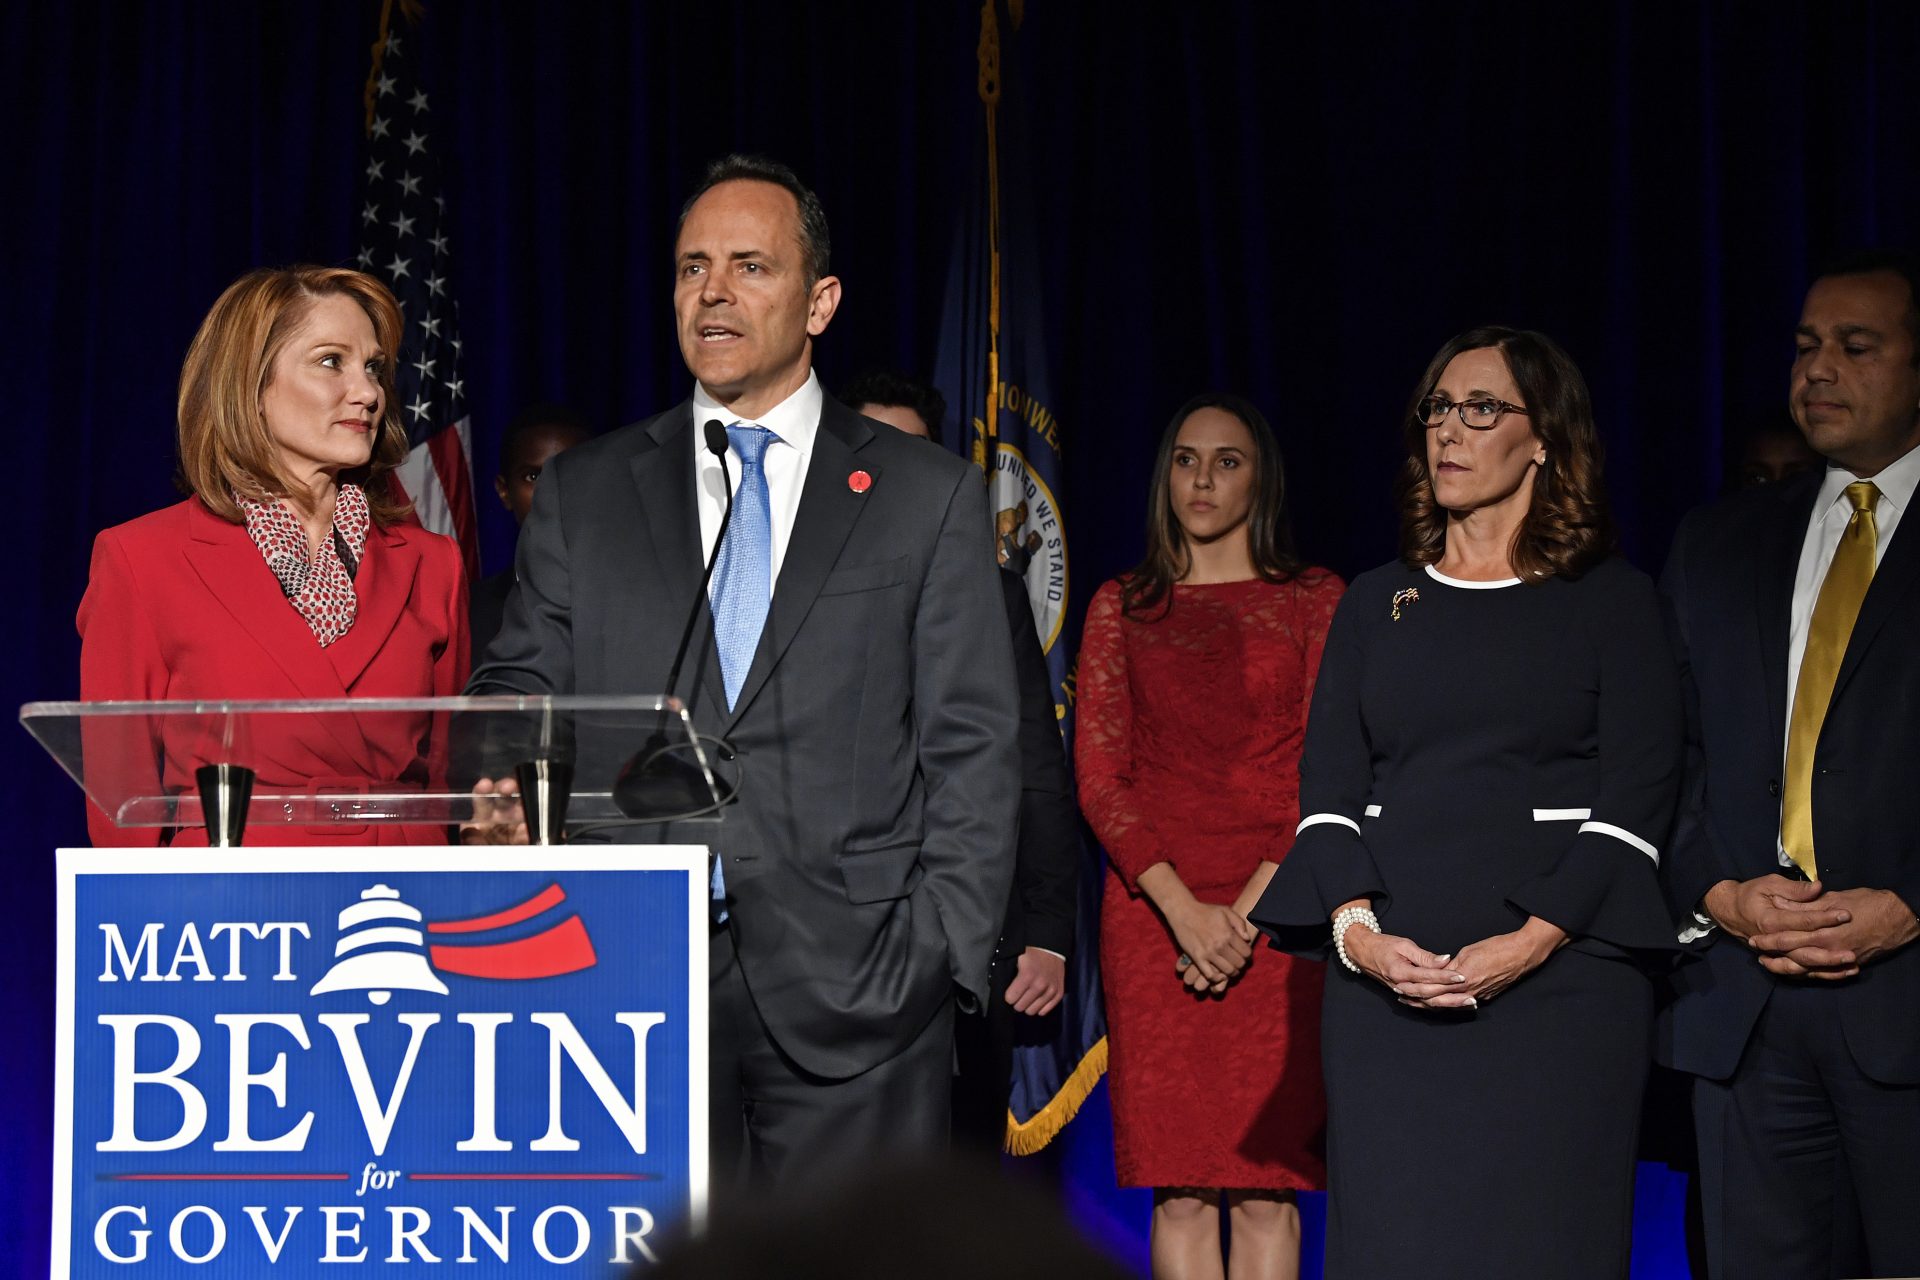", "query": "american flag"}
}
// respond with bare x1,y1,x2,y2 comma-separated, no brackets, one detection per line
355,8,478,577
